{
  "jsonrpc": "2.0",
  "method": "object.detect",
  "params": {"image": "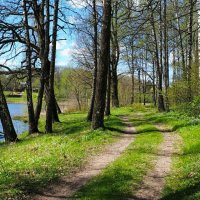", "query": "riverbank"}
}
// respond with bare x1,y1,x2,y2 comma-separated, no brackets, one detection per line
0,107,130,199
1,105,200,199
4,91,38,104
